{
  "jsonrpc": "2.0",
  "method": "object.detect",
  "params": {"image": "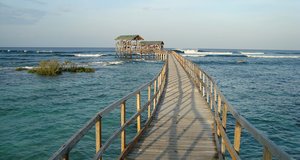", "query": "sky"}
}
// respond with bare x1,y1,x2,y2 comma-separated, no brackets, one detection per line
0,0,299,50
